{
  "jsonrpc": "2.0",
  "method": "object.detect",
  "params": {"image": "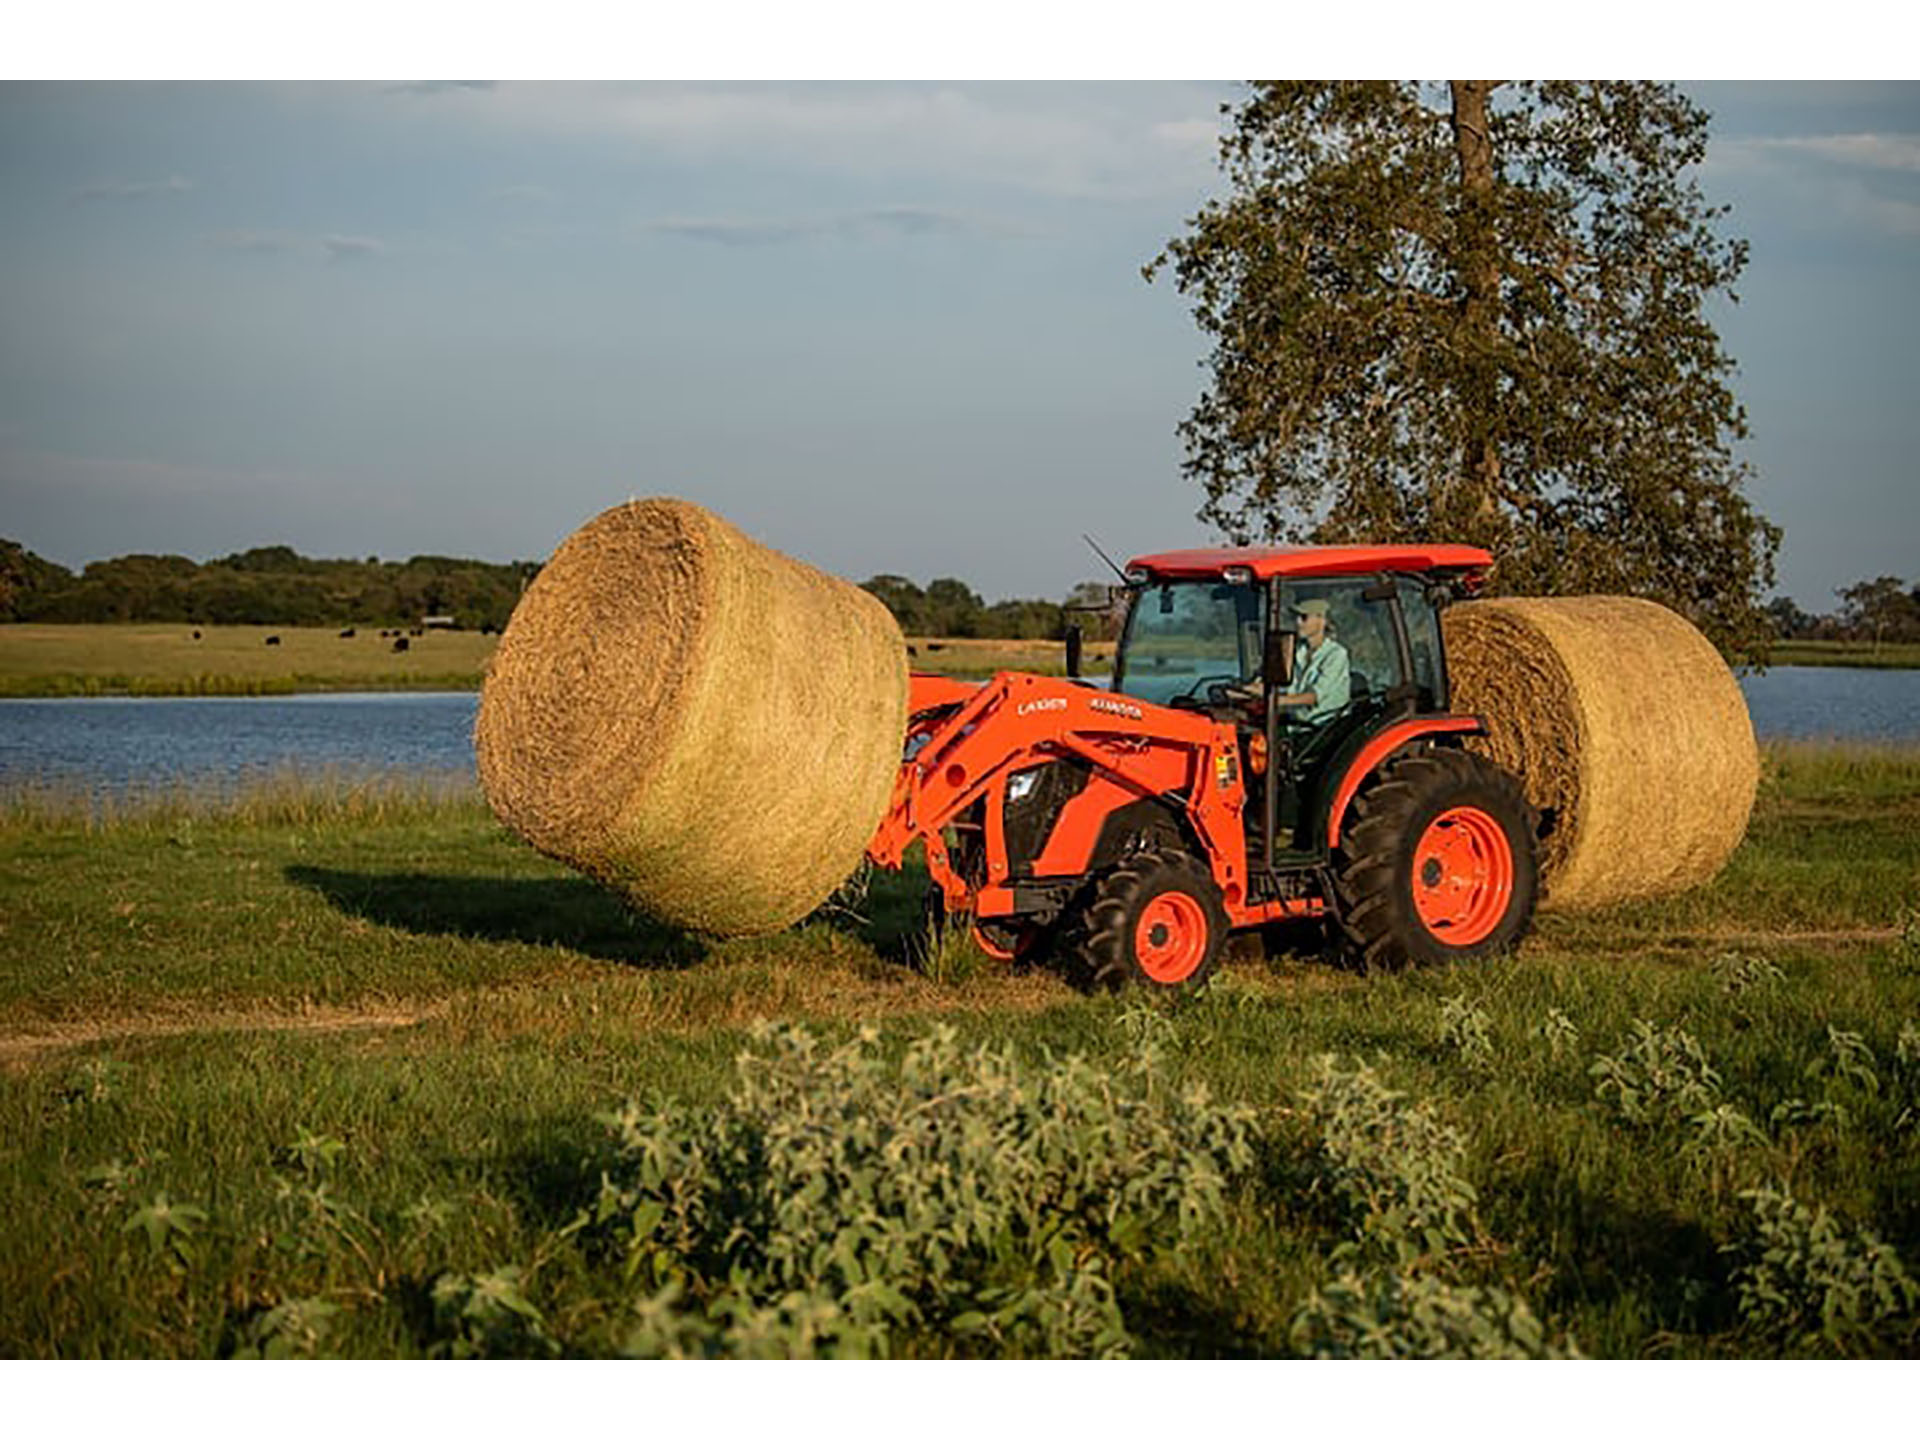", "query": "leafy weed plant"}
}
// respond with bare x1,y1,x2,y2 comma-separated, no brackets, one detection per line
1722,1187,1919,1354
1293,1055,1479,1266
588,1022,1258,1357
